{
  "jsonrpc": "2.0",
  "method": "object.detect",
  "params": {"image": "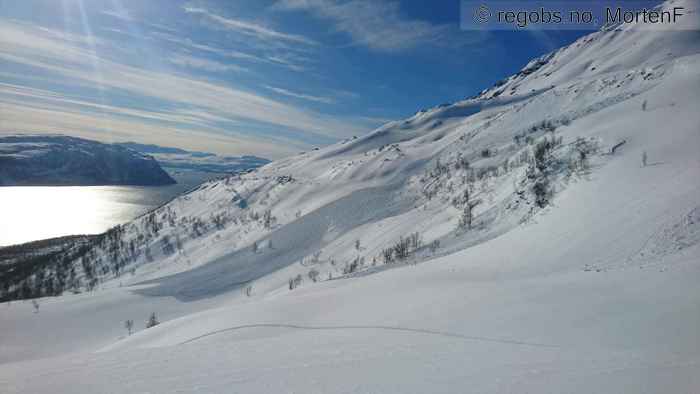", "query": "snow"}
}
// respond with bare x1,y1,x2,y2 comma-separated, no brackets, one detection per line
114,141,270,174
1,1,699,392
0,134,175,186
